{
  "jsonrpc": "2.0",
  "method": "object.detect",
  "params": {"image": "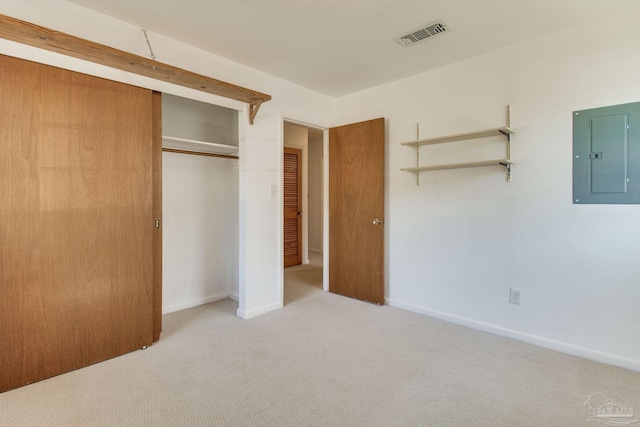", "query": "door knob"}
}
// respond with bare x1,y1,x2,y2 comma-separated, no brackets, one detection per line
372,218,384,226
